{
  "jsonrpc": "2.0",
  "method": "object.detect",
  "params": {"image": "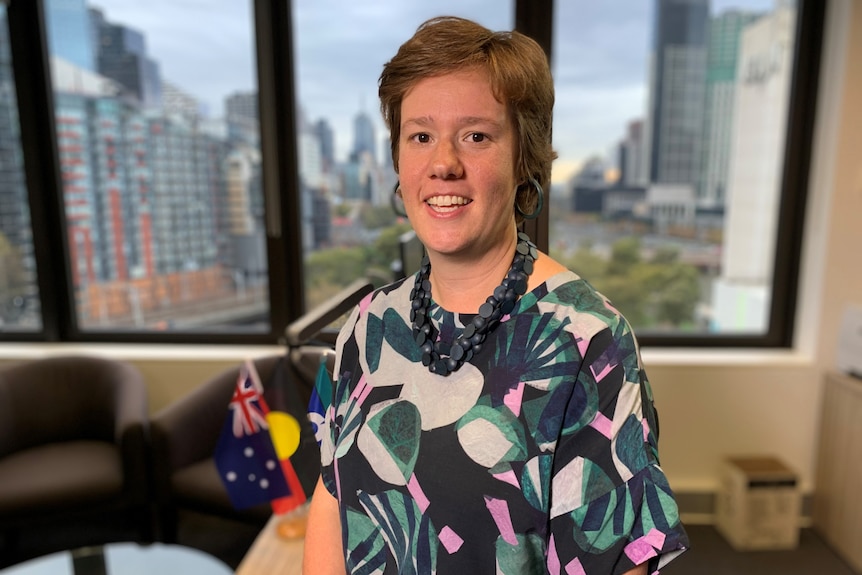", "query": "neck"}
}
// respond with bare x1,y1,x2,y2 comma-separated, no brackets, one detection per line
426,232,518,313
409,231,537,377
